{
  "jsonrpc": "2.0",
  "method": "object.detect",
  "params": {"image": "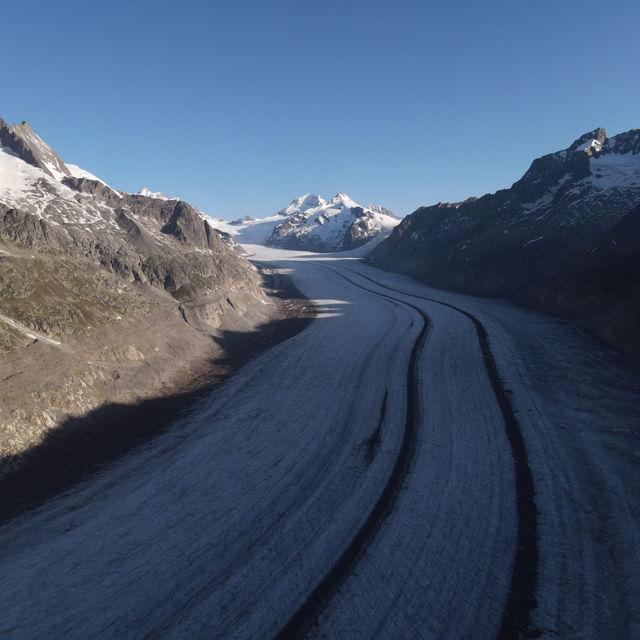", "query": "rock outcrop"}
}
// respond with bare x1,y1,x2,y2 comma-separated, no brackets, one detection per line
0,117,71,180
